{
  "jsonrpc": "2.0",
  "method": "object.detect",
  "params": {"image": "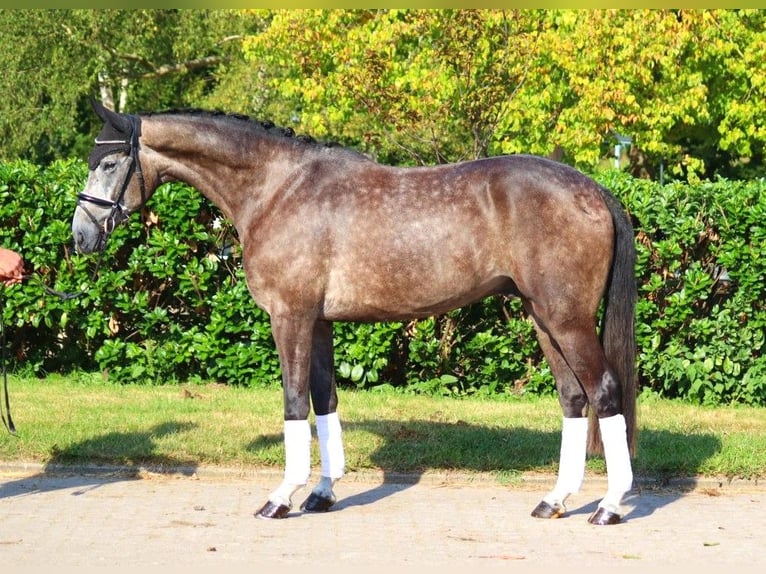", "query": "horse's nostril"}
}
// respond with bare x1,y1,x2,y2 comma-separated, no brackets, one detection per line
73,230,87,253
